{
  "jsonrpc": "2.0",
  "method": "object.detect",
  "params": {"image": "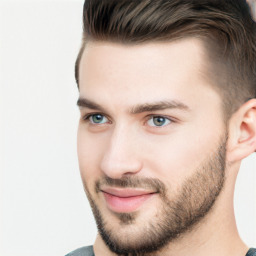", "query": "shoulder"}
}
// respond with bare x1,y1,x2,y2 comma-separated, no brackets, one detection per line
246,248,256,256
65,245,94,256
